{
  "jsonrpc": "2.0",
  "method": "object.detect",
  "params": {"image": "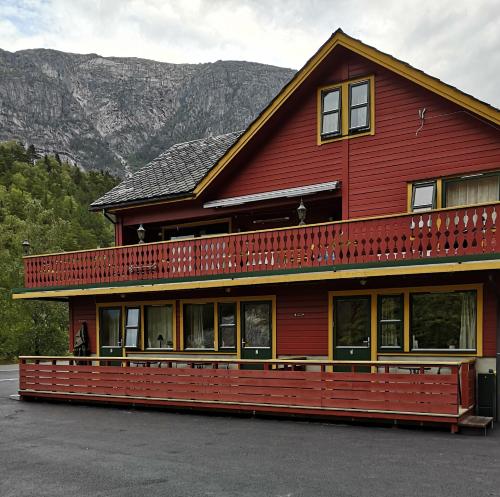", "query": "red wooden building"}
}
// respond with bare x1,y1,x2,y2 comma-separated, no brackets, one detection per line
14,30,500,431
